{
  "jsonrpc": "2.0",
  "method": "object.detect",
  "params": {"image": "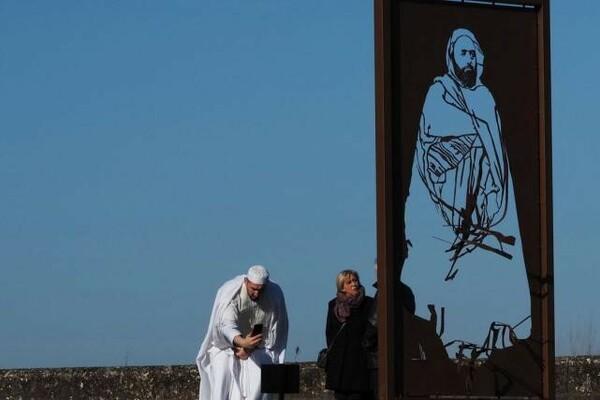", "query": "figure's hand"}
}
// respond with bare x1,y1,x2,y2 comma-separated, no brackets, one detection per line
479,188,500,225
